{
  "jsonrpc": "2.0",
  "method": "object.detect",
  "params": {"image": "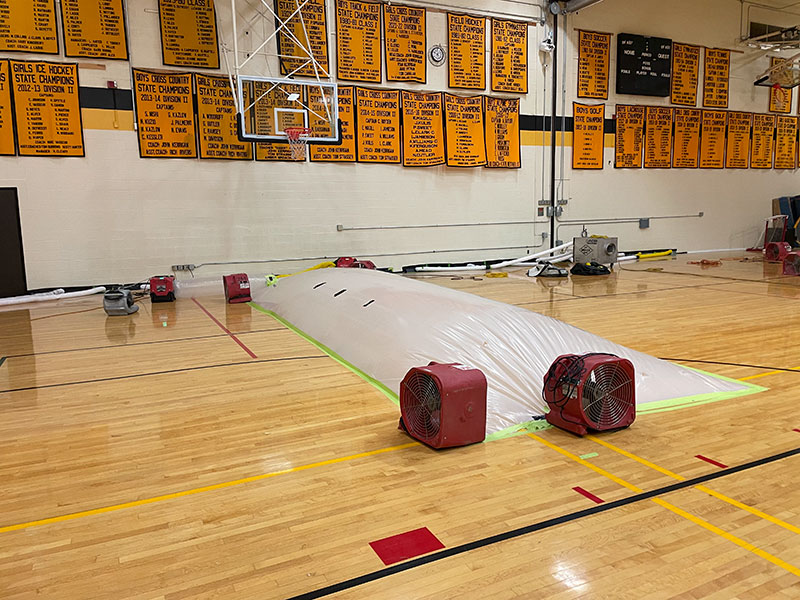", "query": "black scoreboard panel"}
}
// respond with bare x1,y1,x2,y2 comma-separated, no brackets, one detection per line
616,33,672,97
